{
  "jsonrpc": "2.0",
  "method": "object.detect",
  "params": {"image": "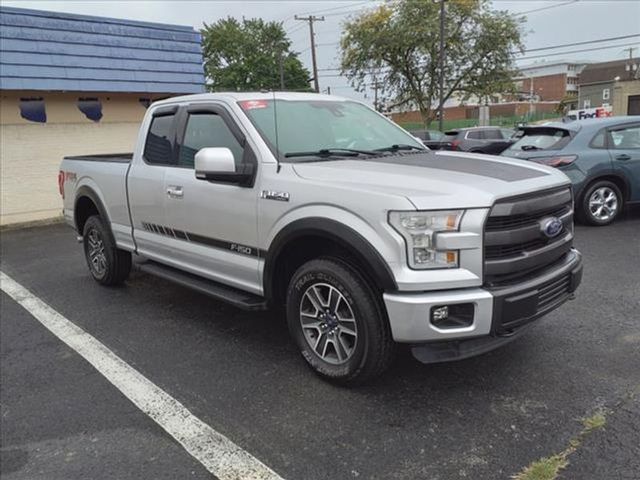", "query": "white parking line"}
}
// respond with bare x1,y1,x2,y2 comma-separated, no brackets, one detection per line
0,271,285,480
